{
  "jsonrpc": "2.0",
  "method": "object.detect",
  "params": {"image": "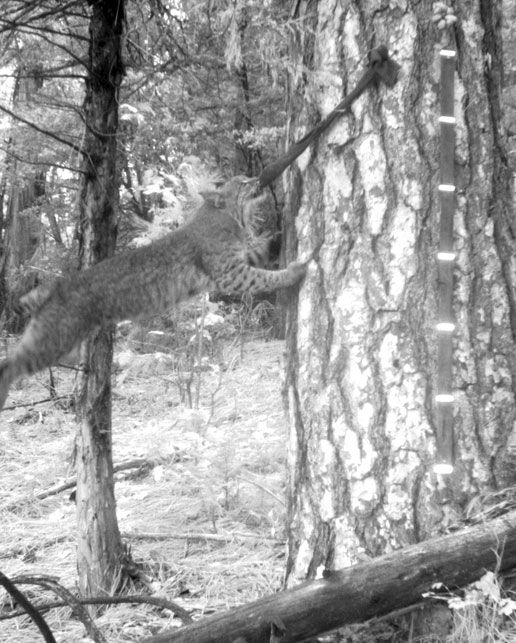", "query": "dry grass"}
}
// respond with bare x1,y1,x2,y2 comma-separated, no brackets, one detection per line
449,602,516,643
0,335,288,642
